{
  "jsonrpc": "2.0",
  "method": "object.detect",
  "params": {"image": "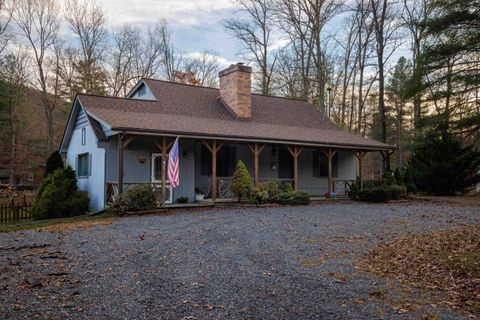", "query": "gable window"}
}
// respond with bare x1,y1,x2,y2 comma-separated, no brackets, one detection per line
200,145,236,177
313,151,338,178
77,153,90,178
81,127,86,145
